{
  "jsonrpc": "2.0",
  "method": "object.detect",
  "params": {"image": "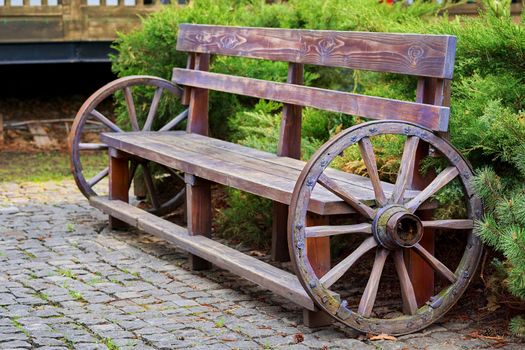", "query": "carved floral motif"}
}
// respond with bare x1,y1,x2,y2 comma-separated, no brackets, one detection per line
408,45,424,65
